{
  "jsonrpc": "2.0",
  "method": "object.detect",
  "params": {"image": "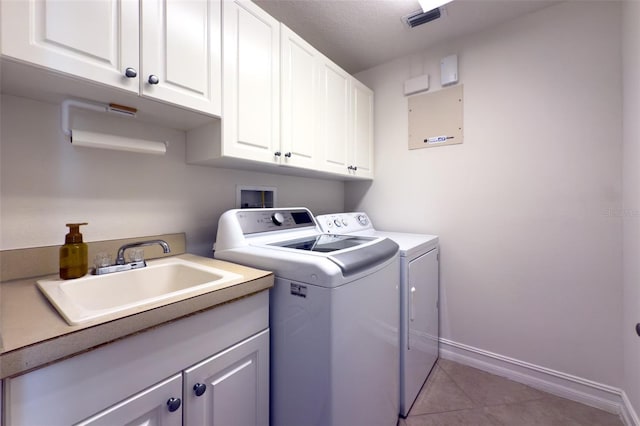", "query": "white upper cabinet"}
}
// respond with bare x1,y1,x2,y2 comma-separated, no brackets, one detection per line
141,0,222,115
317,59,352,175
1,0,221,116
2,0,373,179
350,79,375,178
0,0,139,93
280,24,320,170
221,0,280,164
